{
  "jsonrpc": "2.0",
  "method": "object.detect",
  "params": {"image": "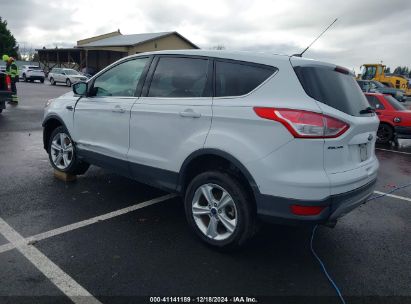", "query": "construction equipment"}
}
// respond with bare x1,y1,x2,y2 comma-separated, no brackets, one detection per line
358,64,411,96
